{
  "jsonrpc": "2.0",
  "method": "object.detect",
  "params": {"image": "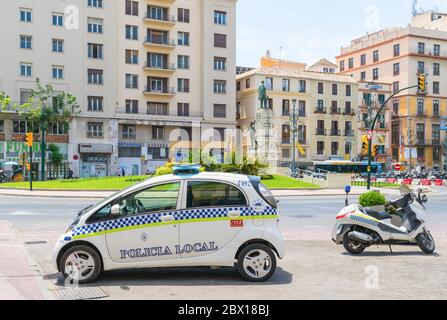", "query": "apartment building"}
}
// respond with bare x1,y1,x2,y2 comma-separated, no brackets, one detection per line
336,11,447,170
236,57,358,167
0,0,237,178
